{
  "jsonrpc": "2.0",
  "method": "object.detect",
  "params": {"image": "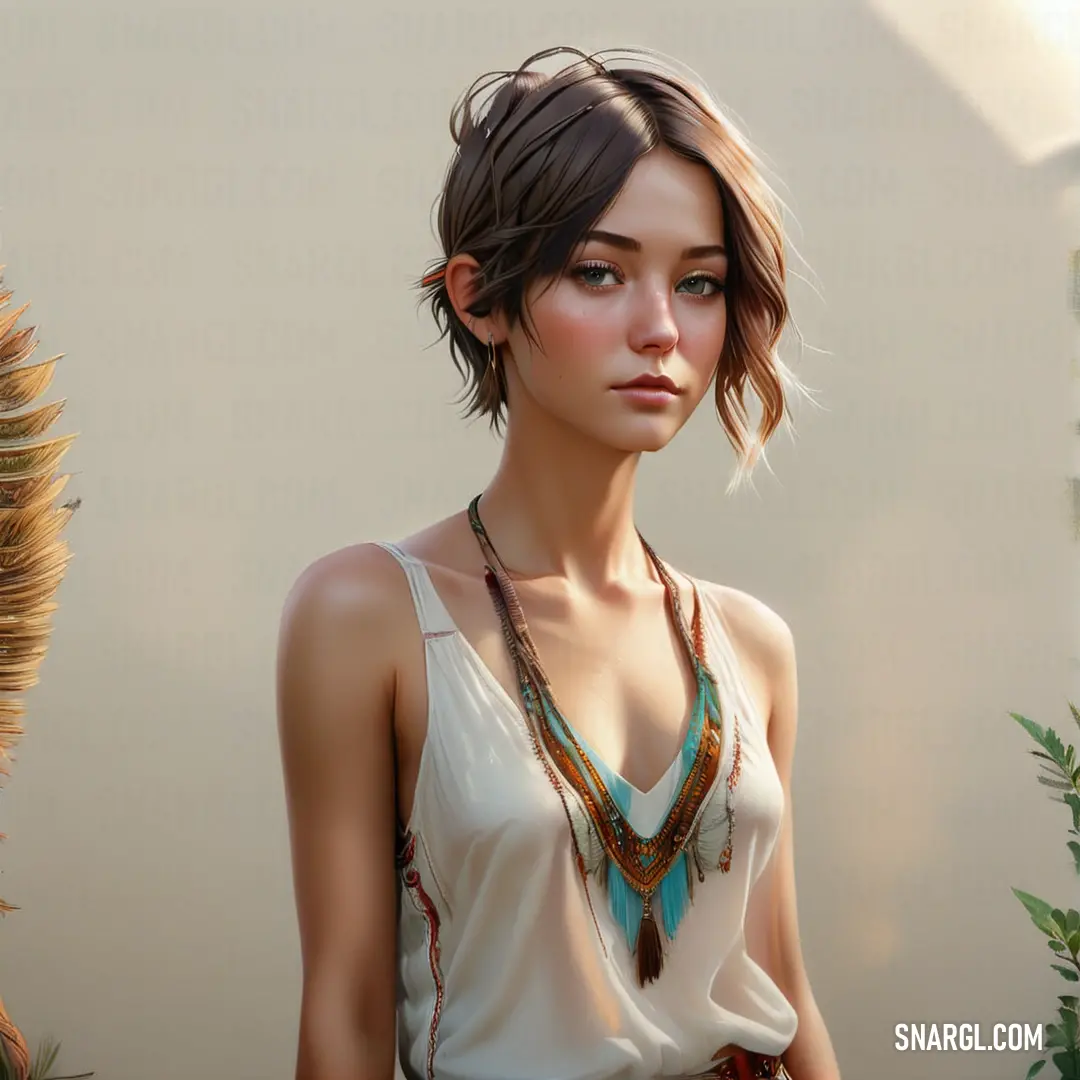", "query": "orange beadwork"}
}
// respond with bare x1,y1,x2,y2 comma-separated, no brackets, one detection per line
728,722,742,791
